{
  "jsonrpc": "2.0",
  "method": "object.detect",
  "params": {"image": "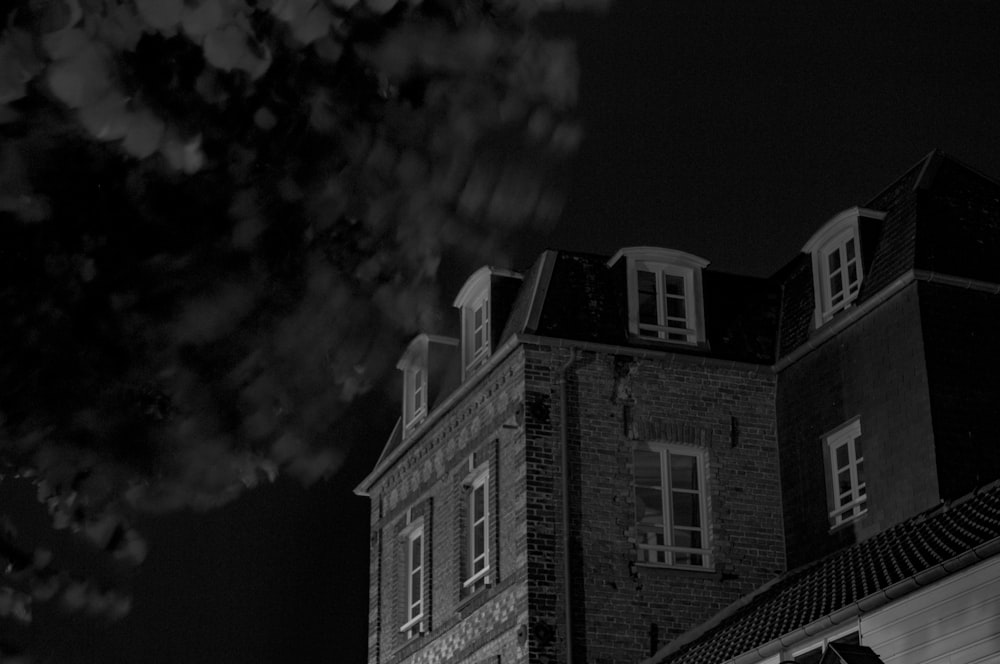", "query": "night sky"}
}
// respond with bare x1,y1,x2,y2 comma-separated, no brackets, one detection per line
15,2,1000,662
